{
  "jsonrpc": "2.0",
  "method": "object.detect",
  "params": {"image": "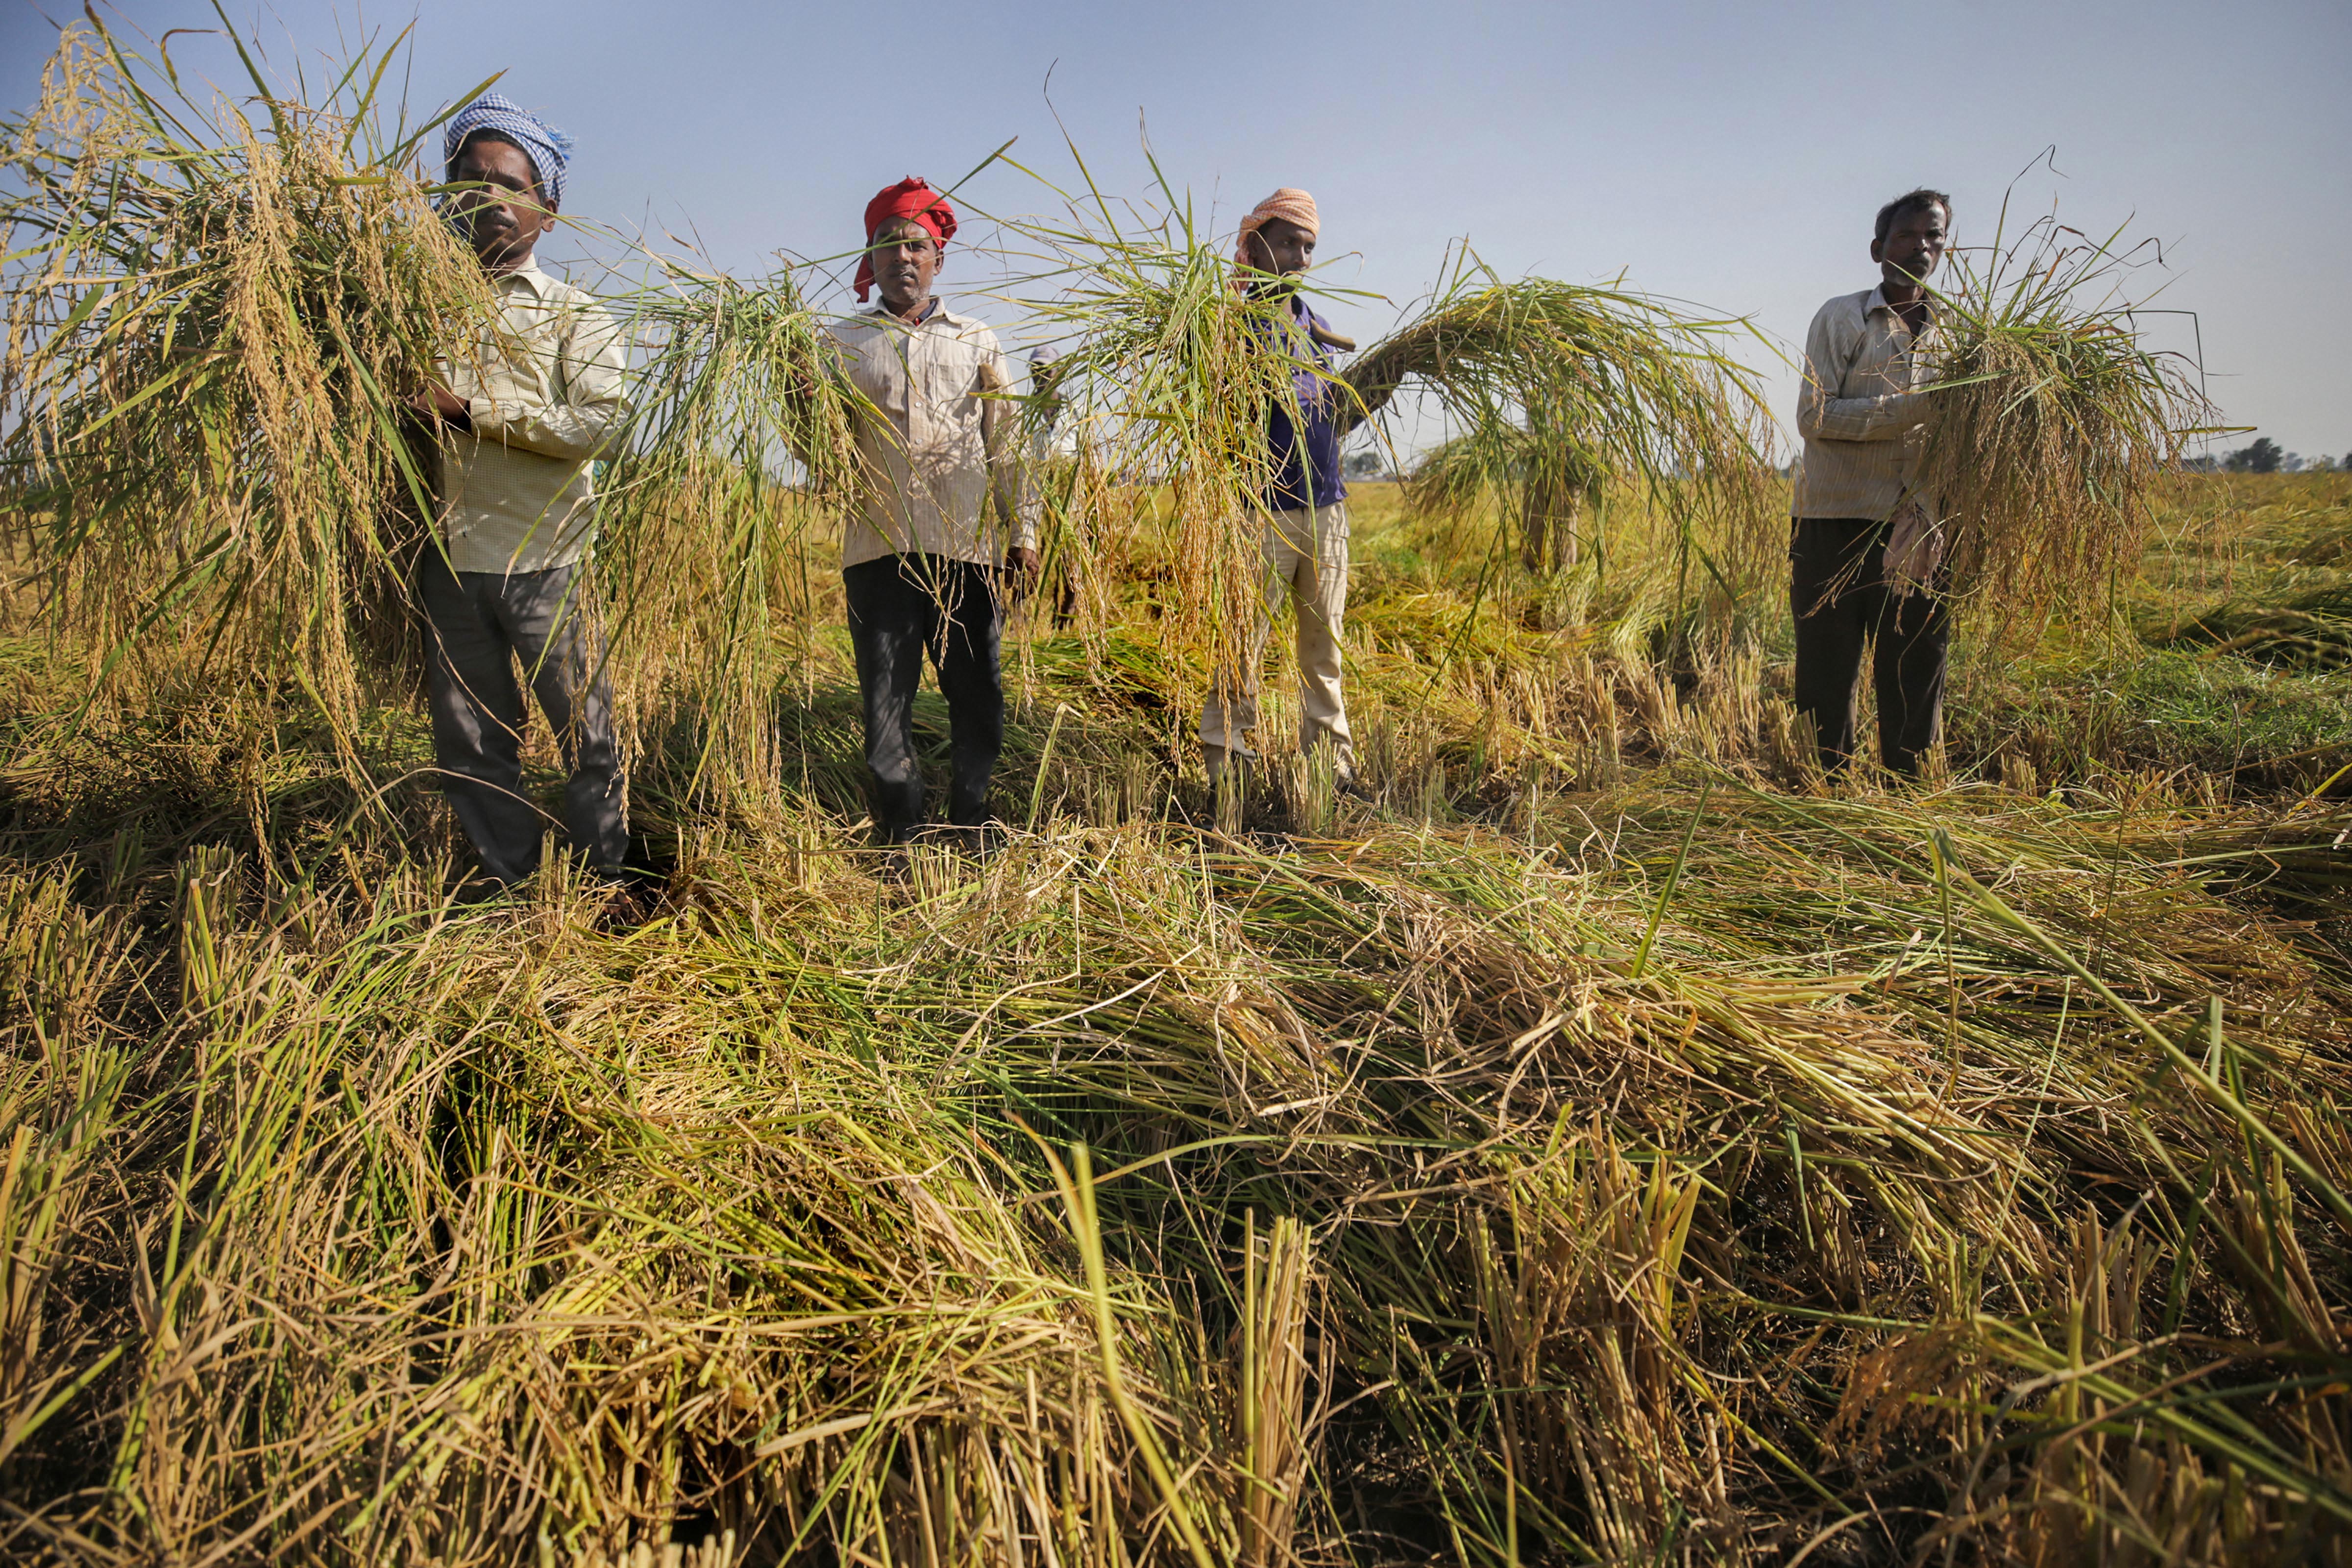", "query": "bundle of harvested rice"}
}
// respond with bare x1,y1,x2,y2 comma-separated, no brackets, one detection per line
1914,218,2216,622
0,19,883,813
1011,196,1777,675
1346,255,1780,583
594,260,873,806
1010,180,1321,673
0,18,491,728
